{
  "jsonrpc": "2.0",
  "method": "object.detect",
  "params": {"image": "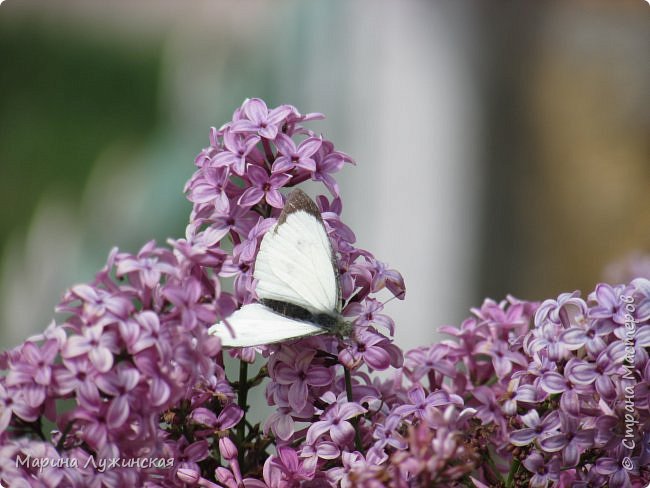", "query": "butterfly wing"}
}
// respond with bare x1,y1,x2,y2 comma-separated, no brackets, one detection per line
208,303,325,347
209,189,341,347
254,189,340,314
